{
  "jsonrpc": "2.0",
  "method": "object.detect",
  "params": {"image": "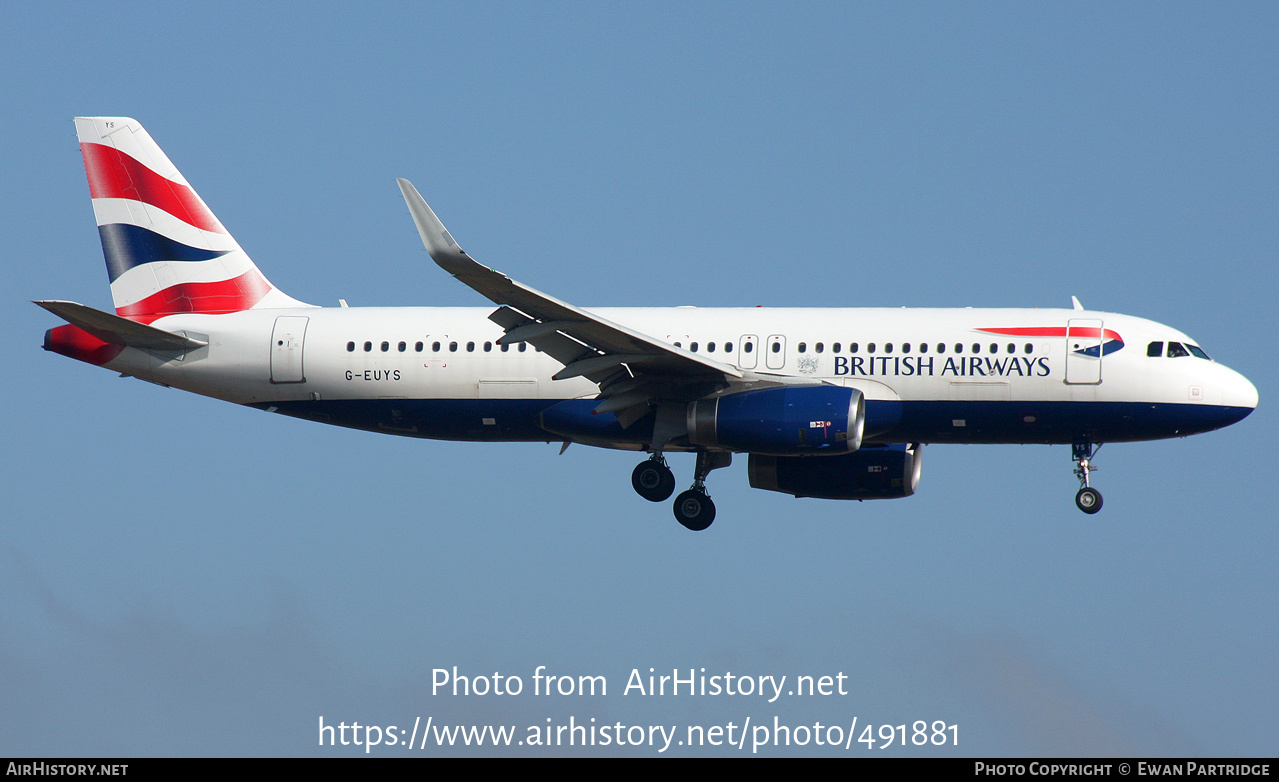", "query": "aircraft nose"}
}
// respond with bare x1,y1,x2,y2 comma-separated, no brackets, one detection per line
1230,369,1259,412
1218,364,1258,422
